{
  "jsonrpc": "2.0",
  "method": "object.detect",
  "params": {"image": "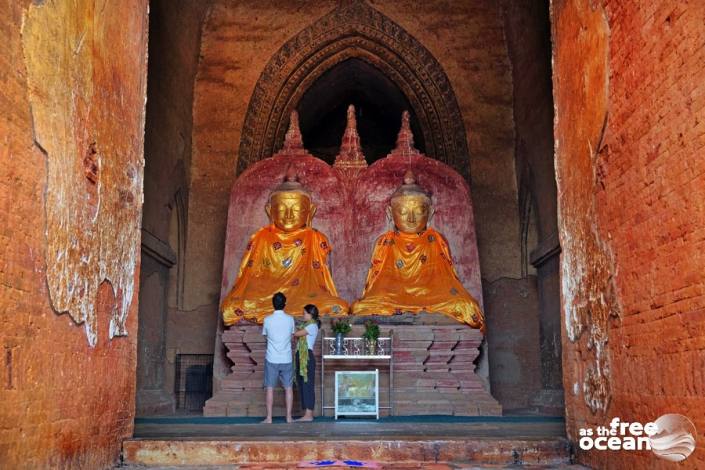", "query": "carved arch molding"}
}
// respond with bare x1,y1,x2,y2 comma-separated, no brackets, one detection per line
238,1,471,180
